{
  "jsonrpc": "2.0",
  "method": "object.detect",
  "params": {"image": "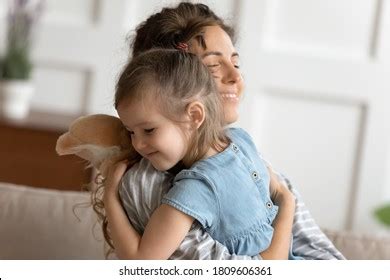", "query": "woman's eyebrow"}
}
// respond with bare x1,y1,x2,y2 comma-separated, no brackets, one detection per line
201,51,222,58
201,51,240,58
